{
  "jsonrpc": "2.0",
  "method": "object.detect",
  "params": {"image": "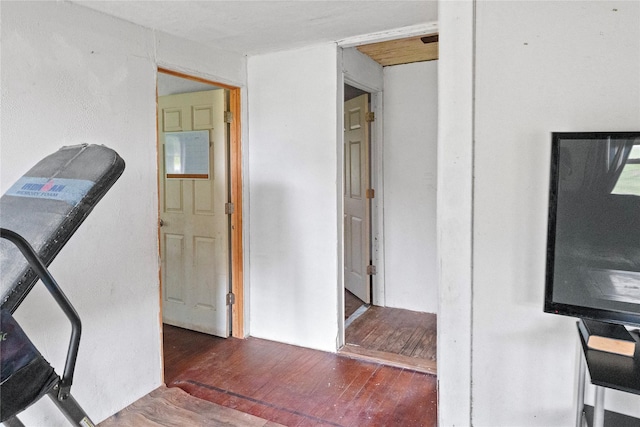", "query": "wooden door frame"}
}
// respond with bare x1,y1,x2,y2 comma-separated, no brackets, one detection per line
157,67,244,338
